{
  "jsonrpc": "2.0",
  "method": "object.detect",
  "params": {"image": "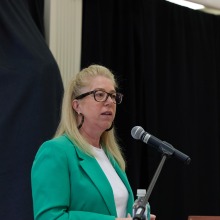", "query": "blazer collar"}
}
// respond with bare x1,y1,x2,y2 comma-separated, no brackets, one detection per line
75,146,117,216
74,144,133,216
